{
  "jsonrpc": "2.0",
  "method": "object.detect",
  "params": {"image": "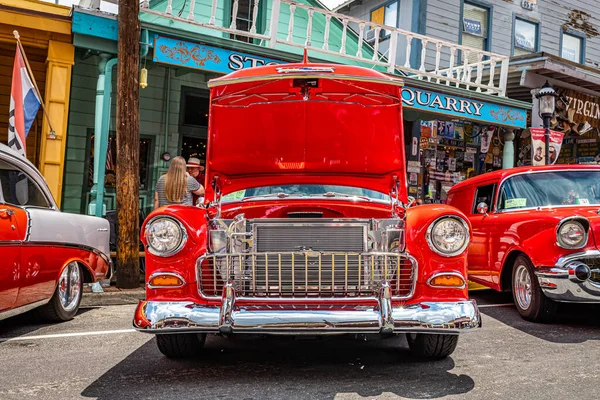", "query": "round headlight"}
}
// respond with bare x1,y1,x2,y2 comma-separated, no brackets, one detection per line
557,220,587,249
426,216,469,257
145,217,187,257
